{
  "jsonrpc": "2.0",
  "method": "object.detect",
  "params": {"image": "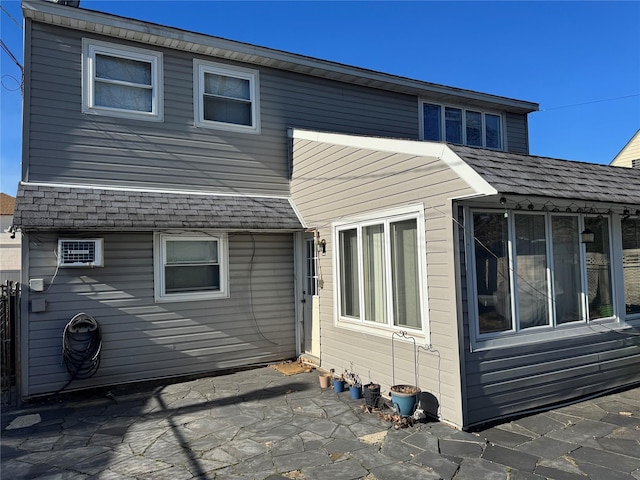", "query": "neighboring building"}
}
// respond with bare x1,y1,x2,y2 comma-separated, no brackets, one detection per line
0,193,20,283
13,0,640,430
610,129,640,168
